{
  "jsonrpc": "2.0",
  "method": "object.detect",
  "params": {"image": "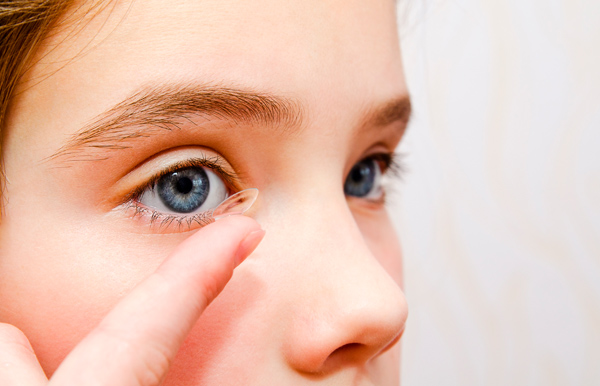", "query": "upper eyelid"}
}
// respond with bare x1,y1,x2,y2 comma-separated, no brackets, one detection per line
360,152,403,174
123,155,238,204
